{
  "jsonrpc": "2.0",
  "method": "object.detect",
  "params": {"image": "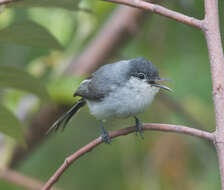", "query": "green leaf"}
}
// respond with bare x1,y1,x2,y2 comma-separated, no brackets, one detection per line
8,0,81,10
0,66,50,102
48,76,83,104
0,21,63,49
0,104,25,146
